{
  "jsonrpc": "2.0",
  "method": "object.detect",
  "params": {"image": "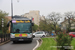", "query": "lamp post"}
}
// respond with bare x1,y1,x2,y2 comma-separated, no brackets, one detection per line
1,18,5,42
11,0,19,18
11,0,13,19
